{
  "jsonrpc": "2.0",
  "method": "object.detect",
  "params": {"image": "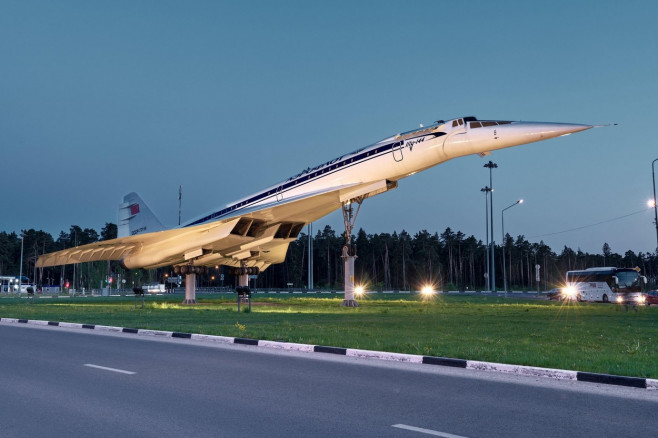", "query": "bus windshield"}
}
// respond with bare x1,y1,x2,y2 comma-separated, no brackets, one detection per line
615,270,640,290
